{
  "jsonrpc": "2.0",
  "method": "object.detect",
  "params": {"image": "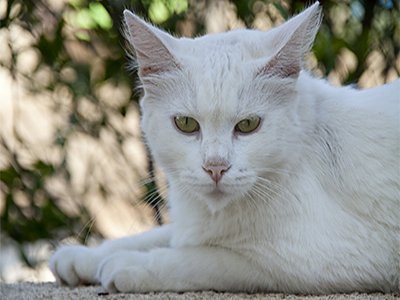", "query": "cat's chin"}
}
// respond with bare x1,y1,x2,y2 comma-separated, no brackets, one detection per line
207,188,226,198
200,186,240,213
204,197,232,213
